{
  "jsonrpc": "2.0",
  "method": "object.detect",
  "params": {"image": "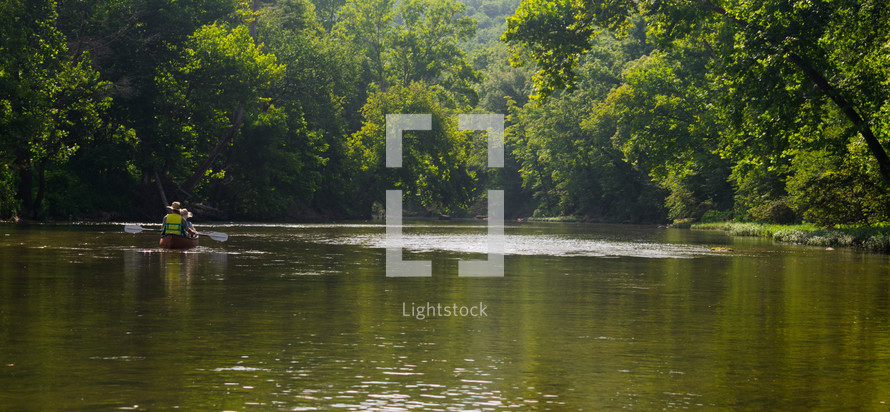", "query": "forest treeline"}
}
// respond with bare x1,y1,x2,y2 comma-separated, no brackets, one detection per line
2,0,889,225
